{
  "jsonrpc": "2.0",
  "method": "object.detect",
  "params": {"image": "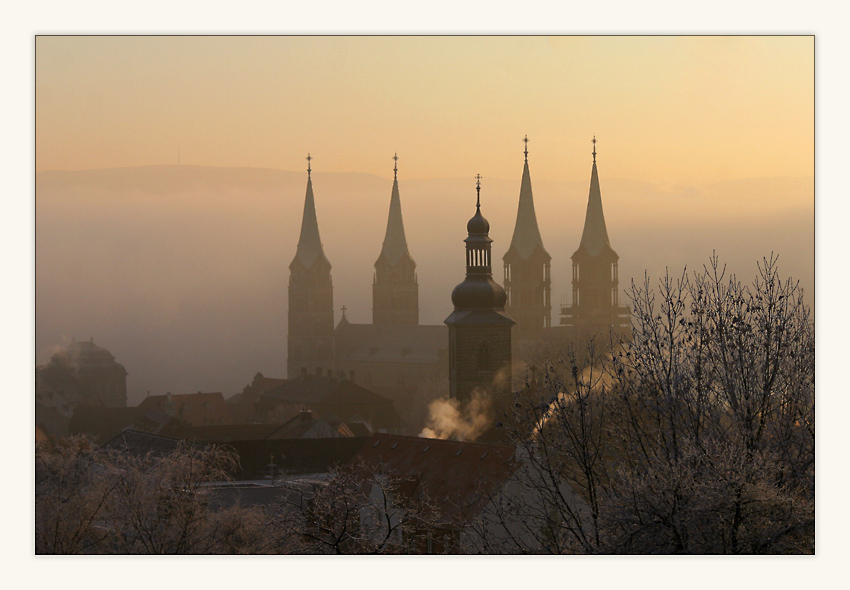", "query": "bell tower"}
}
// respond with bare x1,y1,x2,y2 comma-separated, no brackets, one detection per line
560,138,630,334
445,176,515,411
288,154,335,378
373,153,419,325
503,135,552,340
